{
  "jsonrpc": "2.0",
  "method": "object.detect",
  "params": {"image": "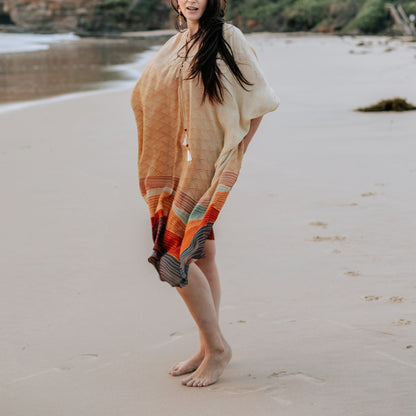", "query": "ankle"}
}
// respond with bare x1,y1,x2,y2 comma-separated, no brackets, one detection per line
206,344,226,356
197,348,205,356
